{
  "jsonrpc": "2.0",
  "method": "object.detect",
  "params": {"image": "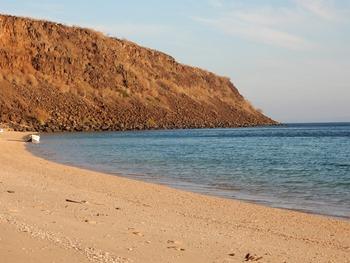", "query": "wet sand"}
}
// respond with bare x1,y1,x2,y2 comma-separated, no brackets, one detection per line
0,131,349,262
